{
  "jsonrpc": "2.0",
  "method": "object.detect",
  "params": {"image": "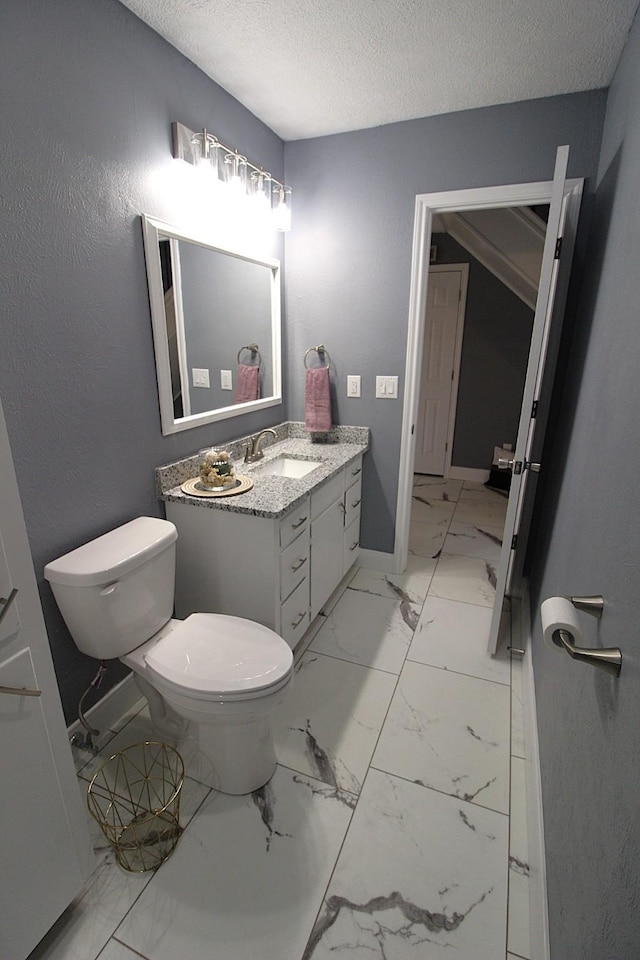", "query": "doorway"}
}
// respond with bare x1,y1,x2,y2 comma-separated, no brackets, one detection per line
396,166,584,650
